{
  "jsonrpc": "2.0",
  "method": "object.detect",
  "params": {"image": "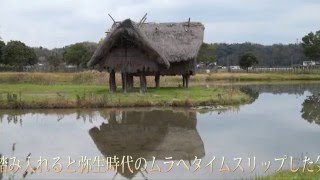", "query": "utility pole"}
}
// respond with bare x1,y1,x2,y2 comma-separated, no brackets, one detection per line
295,38,299,65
